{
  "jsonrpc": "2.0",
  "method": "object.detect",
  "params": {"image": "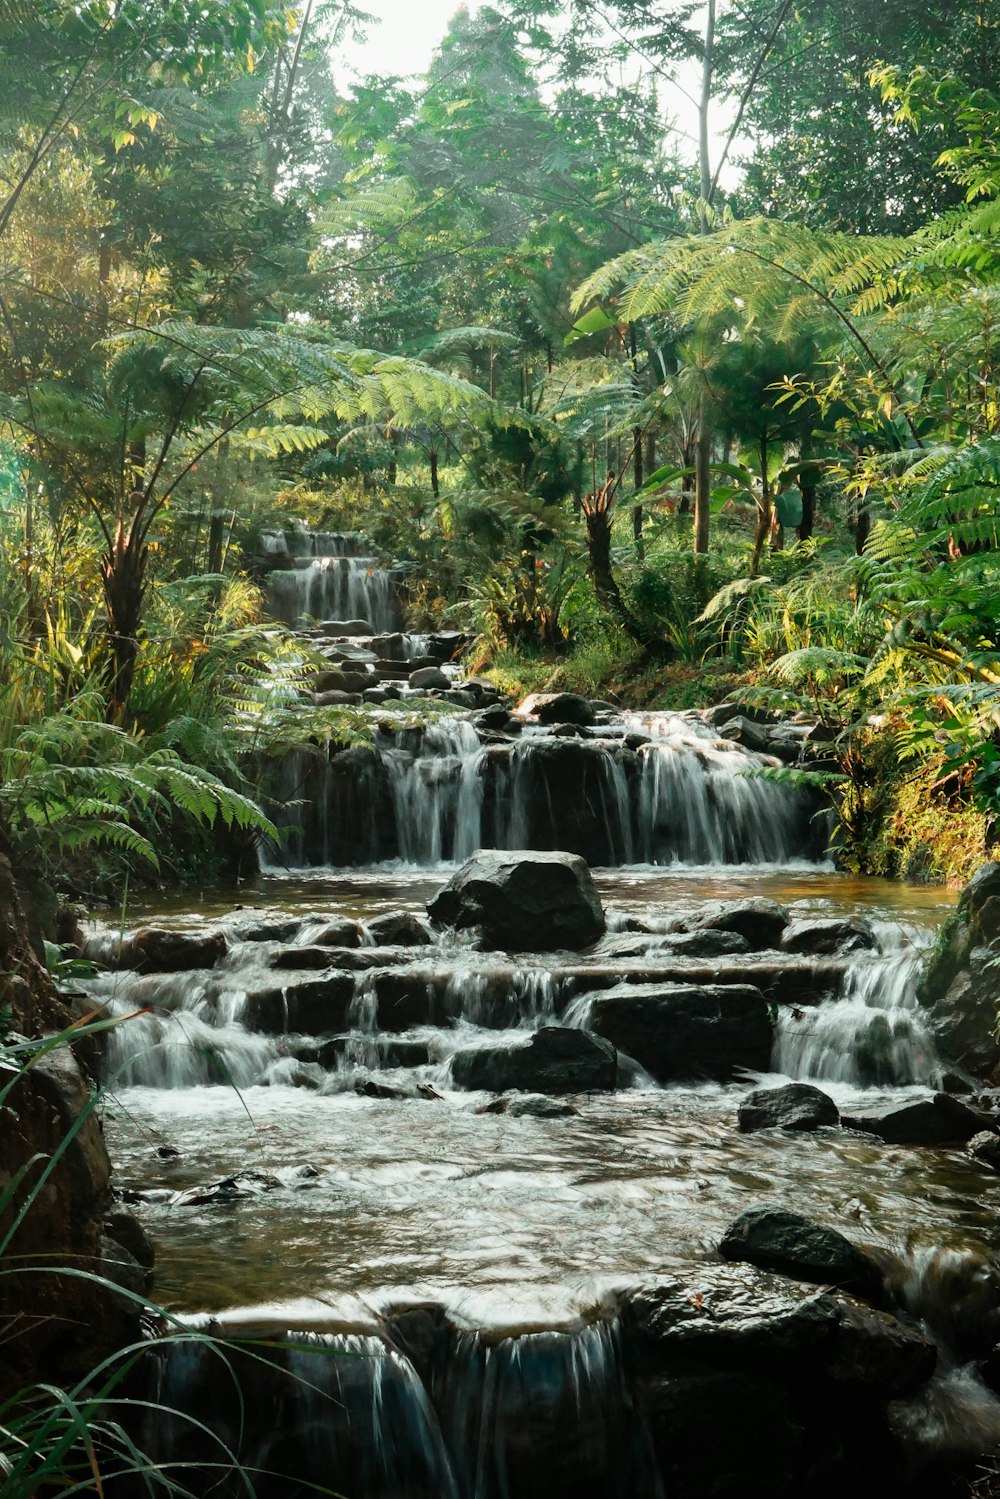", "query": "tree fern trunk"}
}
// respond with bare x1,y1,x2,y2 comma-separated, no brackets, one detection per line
100,516,147,713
